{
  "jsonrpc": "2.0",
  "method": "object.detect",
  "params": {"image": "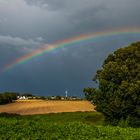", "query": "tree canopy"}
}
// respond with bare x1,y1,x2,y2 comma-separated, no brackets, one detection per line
0,92,17,105
84,42,140,127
